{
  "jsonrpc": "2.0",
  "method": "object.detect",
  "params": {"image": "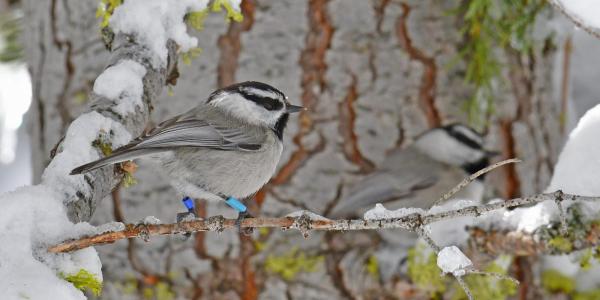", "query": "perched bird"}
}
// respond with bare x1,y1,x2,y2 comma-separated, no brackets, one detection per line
71,81,303,225
329,123,497,218
330,123,496,279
